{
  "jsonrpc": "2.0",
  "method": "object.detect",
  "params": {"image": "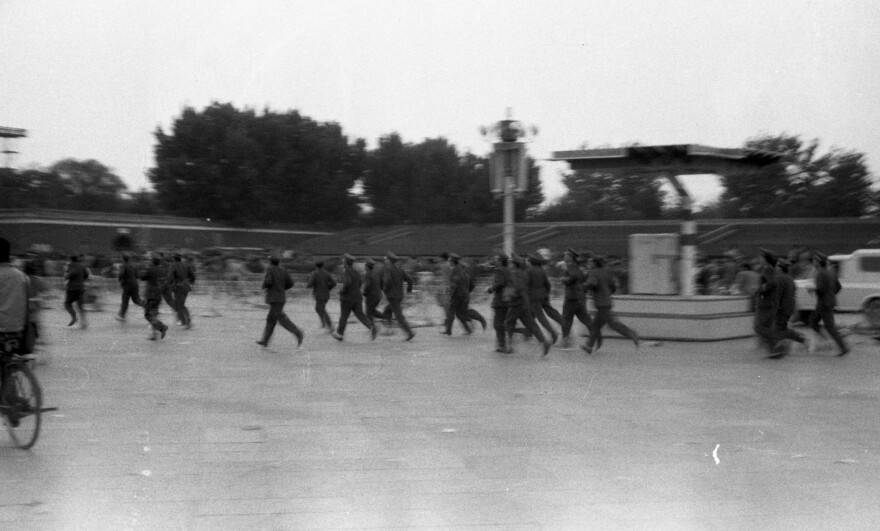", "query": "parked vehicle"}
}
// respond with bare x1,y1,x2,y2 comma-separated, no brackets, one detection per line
795,249,880,327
